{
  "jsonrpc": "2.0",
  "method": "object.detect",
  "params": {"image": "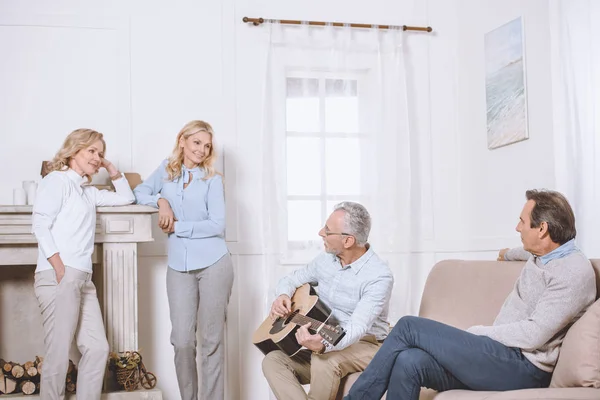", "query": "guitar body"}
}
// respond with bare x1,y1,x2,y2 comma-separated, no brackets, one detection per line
252,284,337,357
